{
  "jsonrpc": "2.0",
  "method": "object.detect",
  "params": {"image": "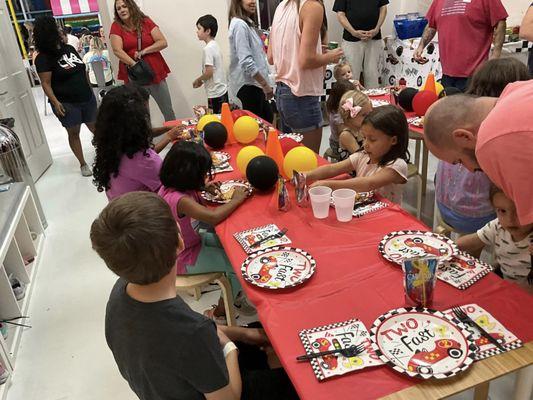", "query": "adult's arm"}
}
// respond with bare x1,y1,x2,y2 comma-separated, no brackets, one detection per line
336,12,361,39
37,71,65,117
414,25,437,61
205,330,241,400
136,26,167,59
300,1,343,69
491,19,506,59
110,34,136,67
519,5,533,40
